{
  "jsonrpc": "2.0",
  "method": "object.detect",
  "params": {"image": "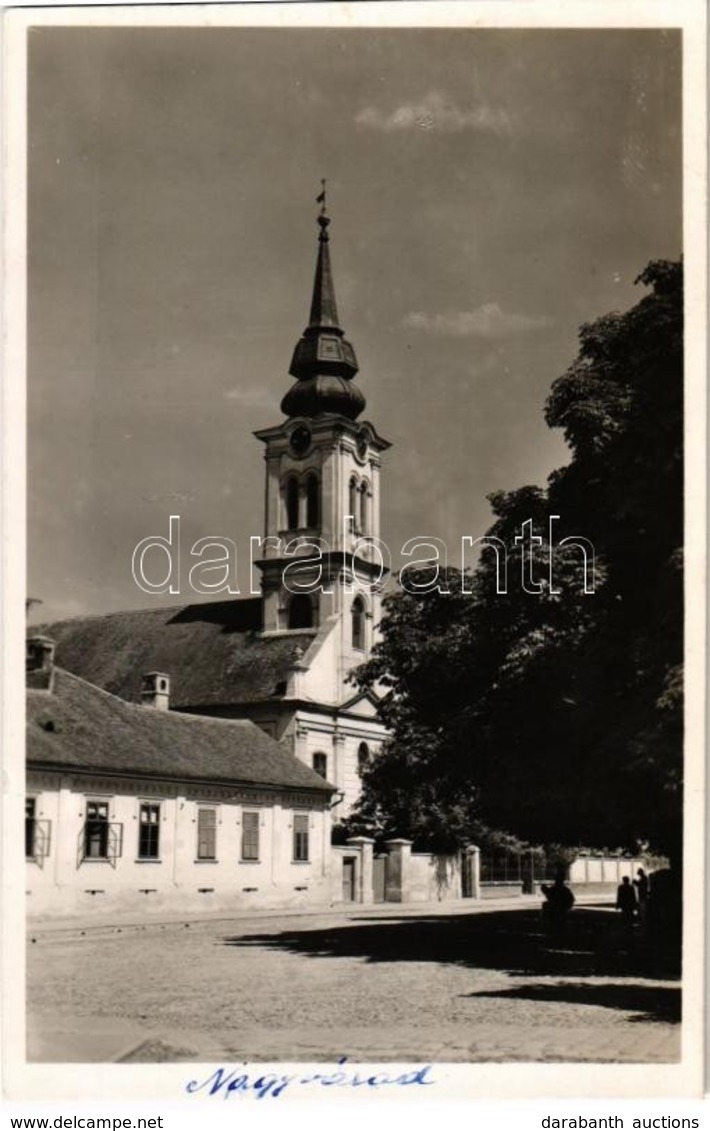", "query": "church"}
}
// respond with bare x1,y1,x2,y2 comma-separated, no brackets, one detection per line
33,200,391,824
25,204,646,916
